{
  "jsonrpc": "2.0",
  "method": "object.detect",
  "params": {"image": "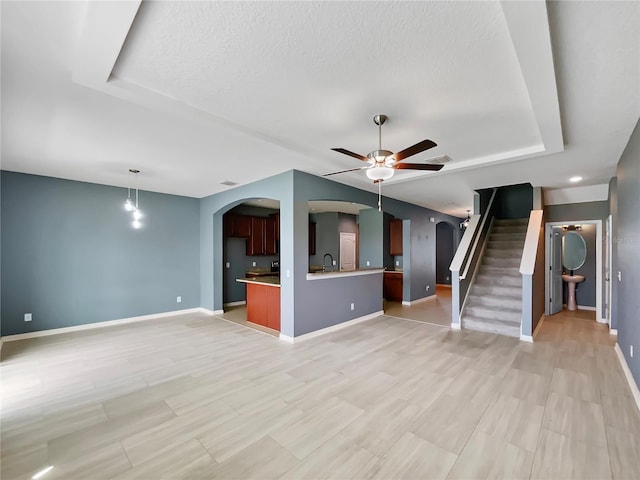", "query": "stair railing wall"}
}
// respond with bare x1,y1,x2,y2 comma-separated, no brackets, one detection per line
519,210,545,341
450,188,498,328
